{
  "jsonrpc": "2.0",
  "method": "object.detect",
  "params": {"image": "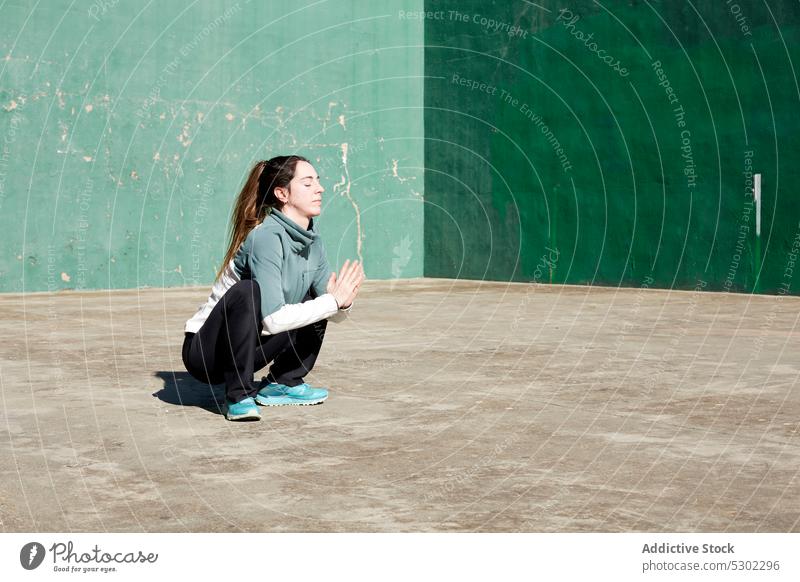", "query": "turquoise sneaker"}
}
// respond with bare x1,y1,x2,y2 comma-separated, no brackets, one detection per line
224,397,261,421
255,382,328,406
